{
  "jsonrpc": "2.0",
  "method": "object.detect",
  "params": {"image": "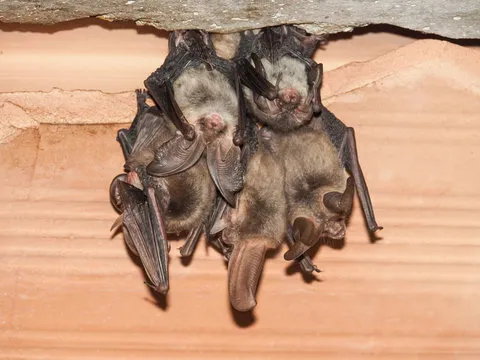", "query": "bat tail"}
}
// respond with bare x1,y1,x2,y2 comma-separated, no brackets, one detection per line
228,238,269,312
